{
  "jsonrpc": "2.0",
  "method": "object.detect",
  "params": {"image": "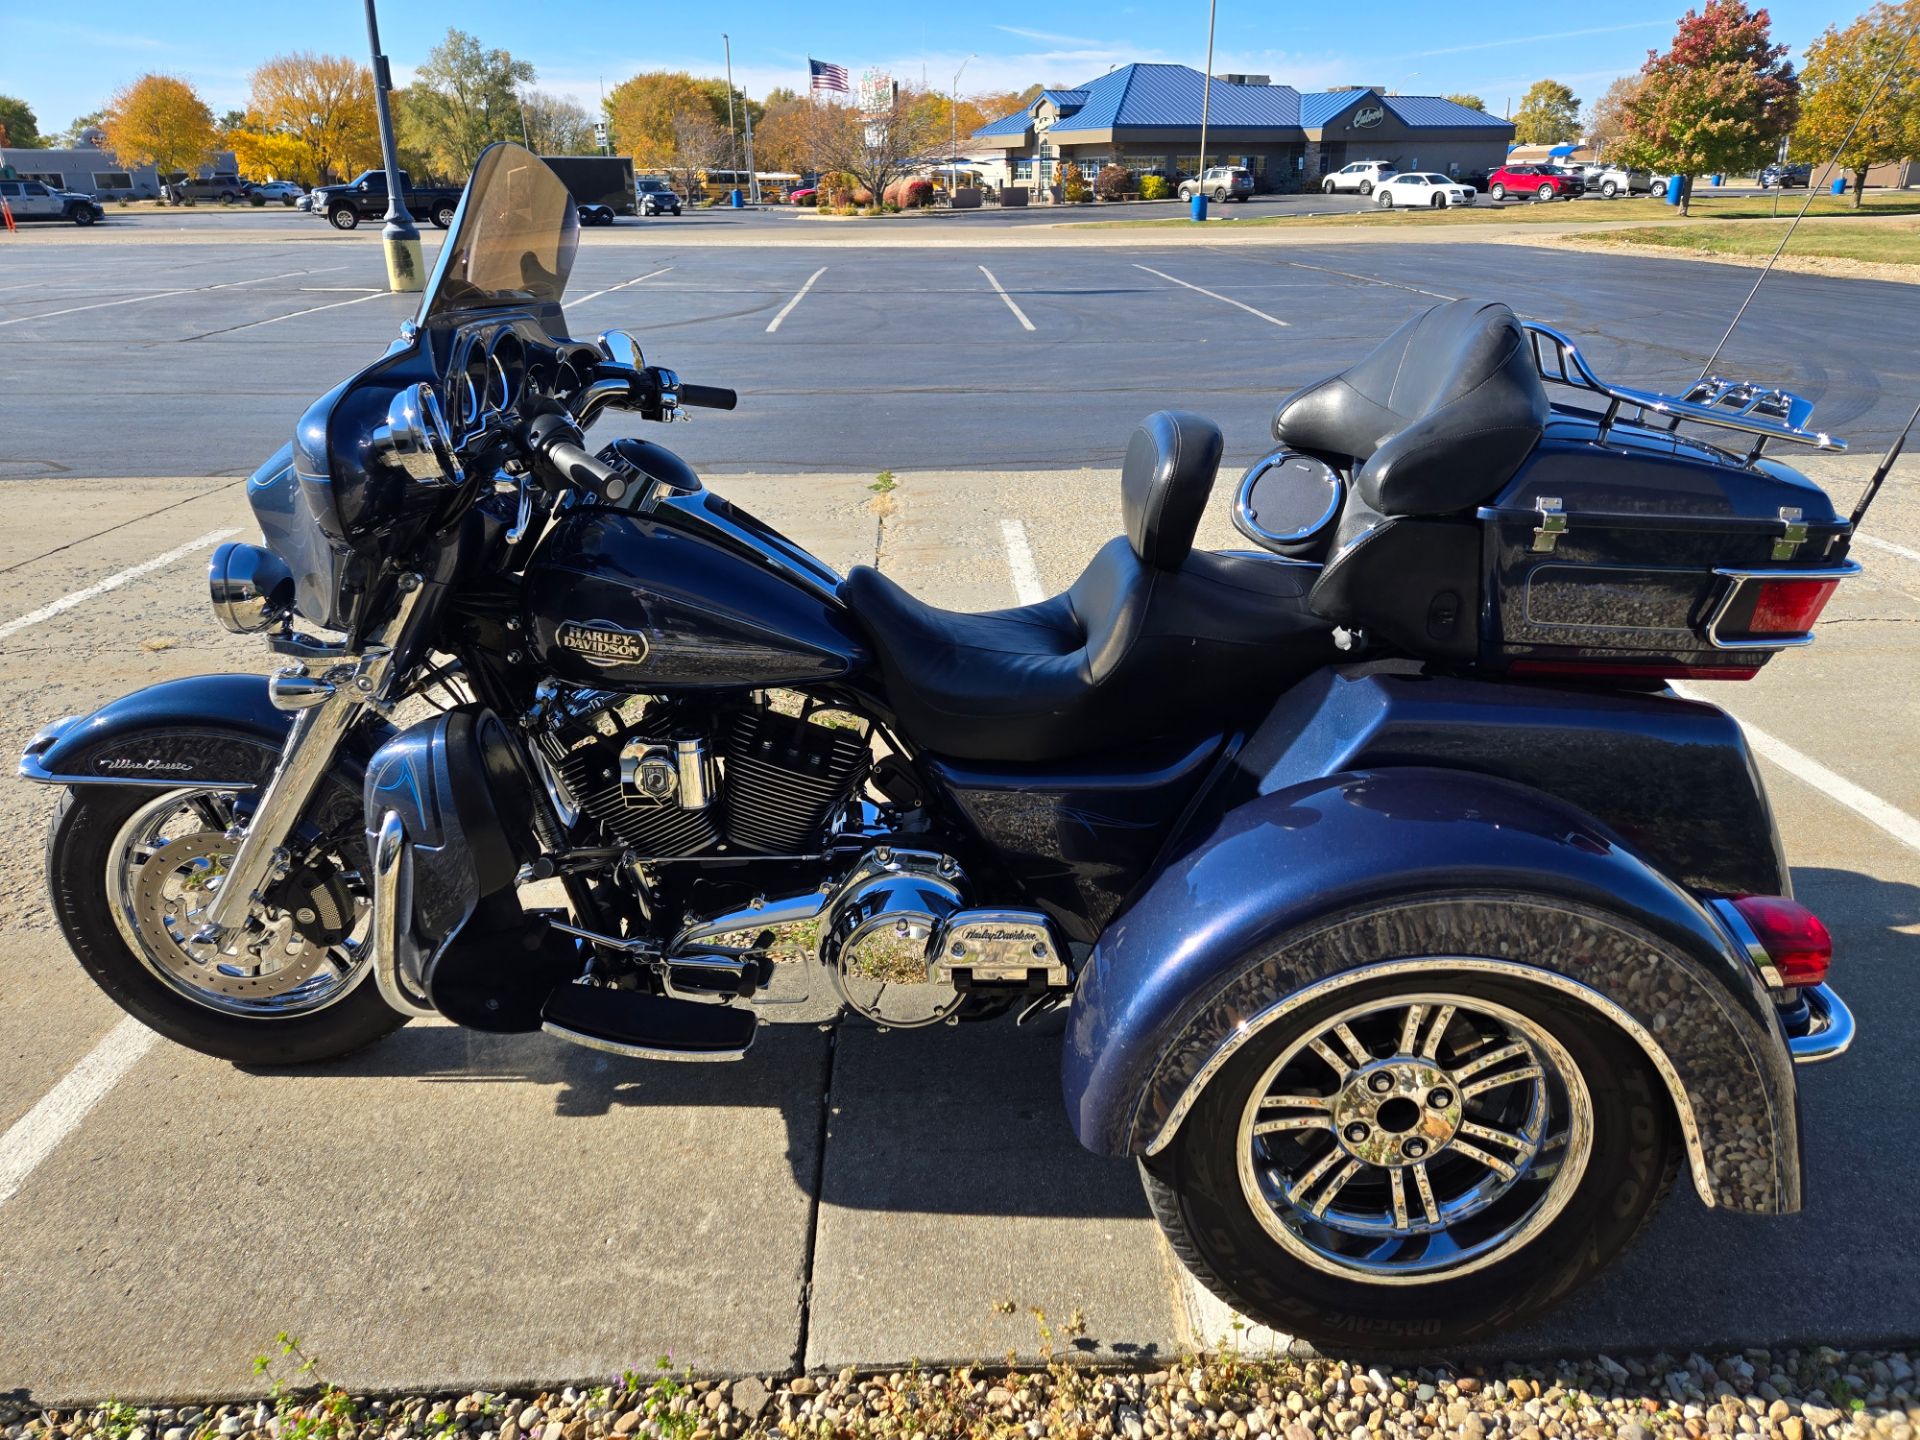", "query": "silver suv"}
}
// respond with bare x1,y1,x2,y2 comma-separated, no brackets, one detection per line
1321,160,1398,195
1178,166,1254,202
